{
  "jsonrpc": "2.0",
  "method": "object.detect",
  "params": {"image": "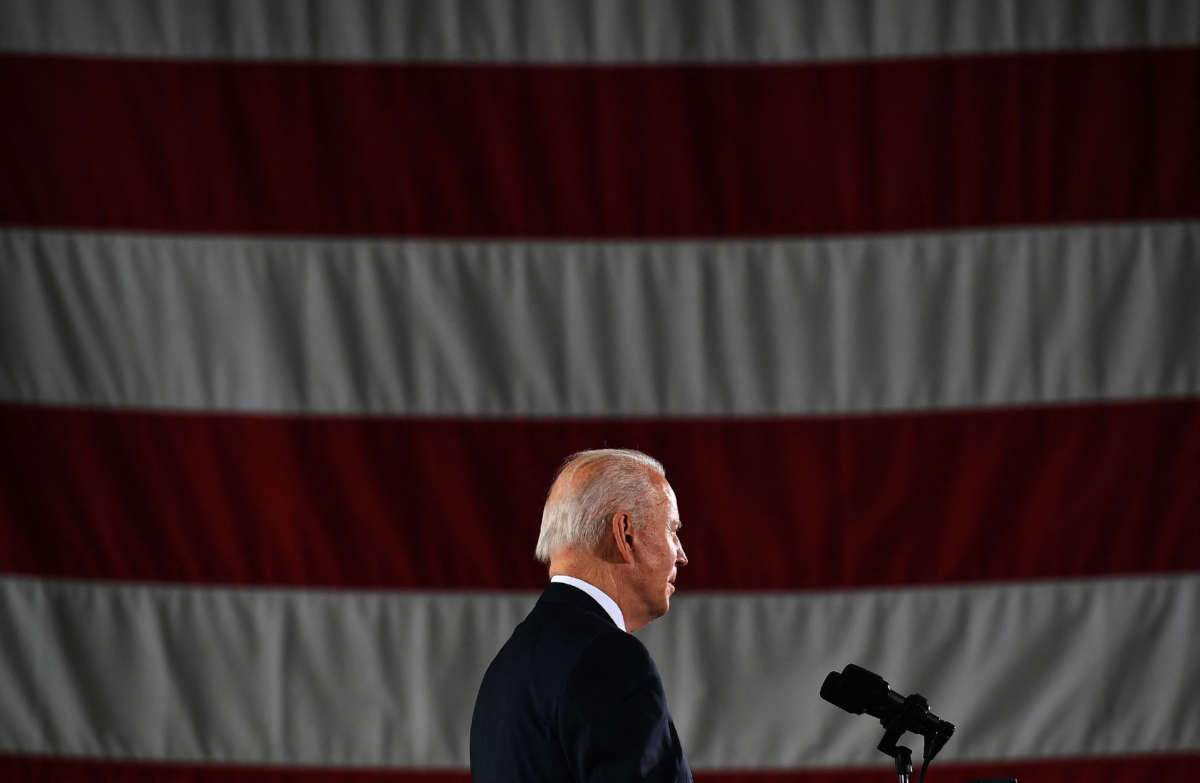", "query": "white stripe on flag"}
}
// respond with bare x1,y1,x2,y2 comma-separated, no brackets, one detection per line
3,222,1198,416
1,0,1197,62
2,575,1197,768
